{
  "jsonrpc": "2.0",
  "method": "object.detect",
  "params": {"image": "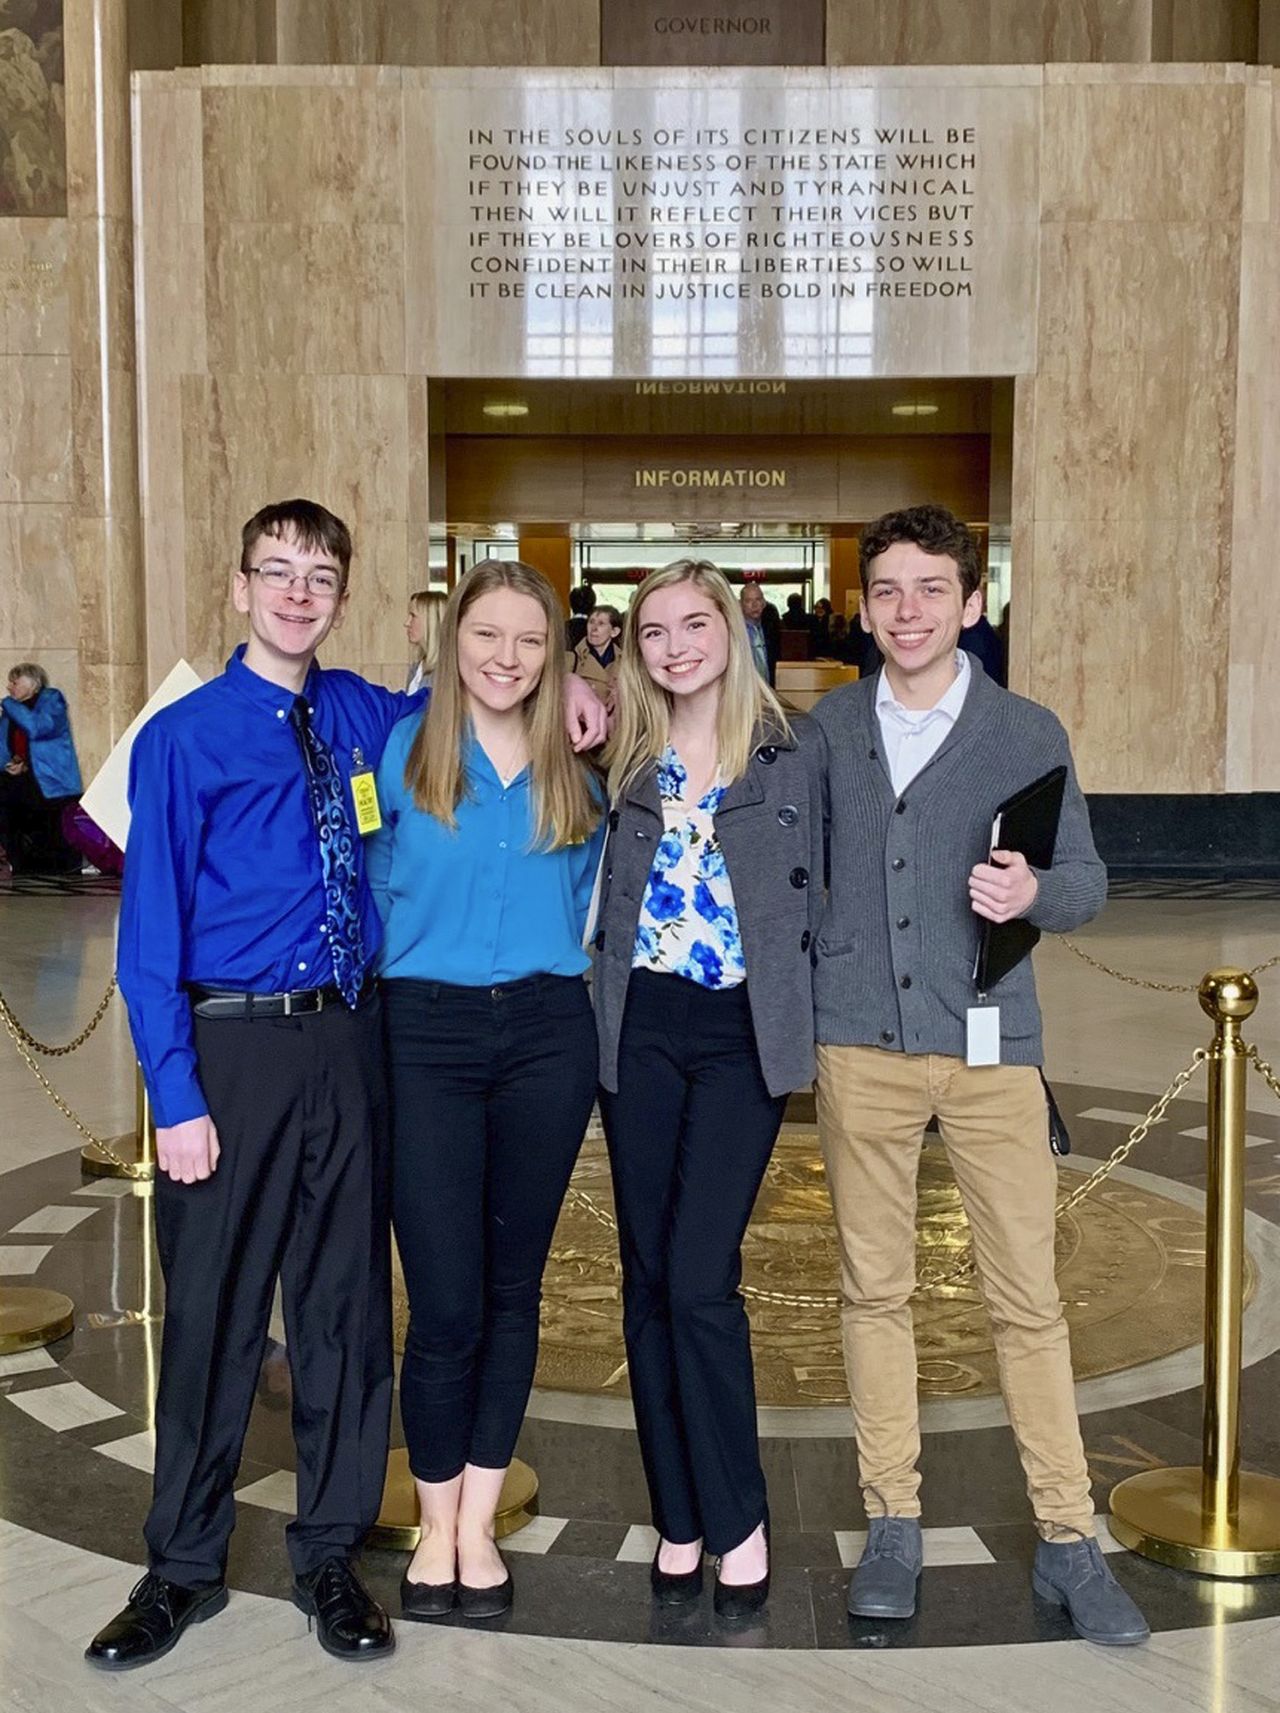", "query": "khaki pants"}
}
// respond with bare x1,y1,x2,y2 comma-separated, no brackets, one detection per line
816,1045,1094,1541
